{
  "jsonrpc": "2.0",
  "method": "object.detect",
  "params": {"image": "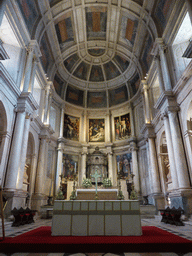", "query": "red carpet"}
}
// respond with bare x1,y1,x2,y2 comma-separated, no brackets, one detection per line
0,226,192,253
